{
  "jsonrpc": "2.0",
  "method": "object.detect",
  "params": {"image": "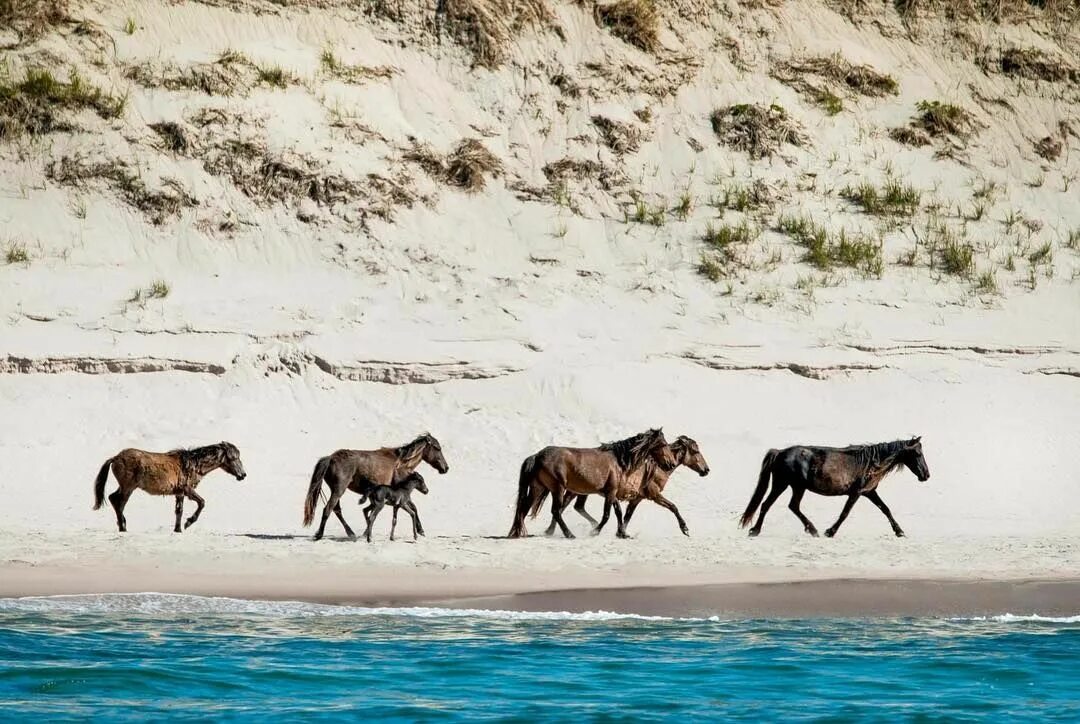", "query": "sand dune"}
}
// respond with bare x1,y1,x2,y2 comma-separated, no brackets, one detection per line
1,0,1078,606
